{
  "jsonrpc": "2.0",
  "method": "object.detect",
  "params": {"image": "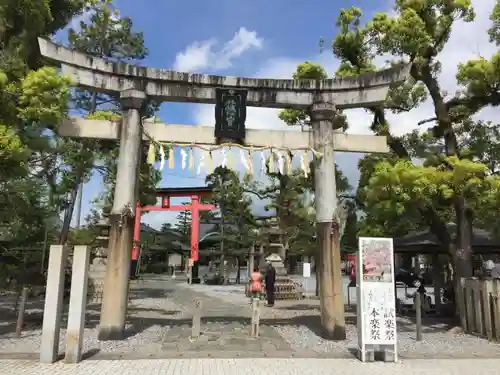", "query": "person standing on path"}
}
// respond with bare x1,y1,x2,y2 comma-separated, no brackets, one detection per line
265,262,276,307
249,266,263,301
